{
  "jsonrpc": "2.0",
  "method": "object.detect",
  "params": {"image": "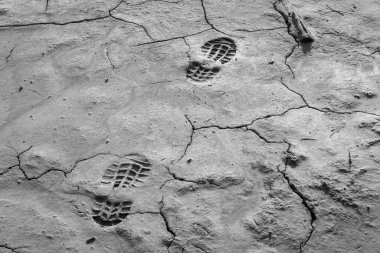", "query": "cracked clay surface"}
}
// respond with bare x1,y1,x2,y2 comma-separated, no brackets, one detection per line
0,0,379,252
